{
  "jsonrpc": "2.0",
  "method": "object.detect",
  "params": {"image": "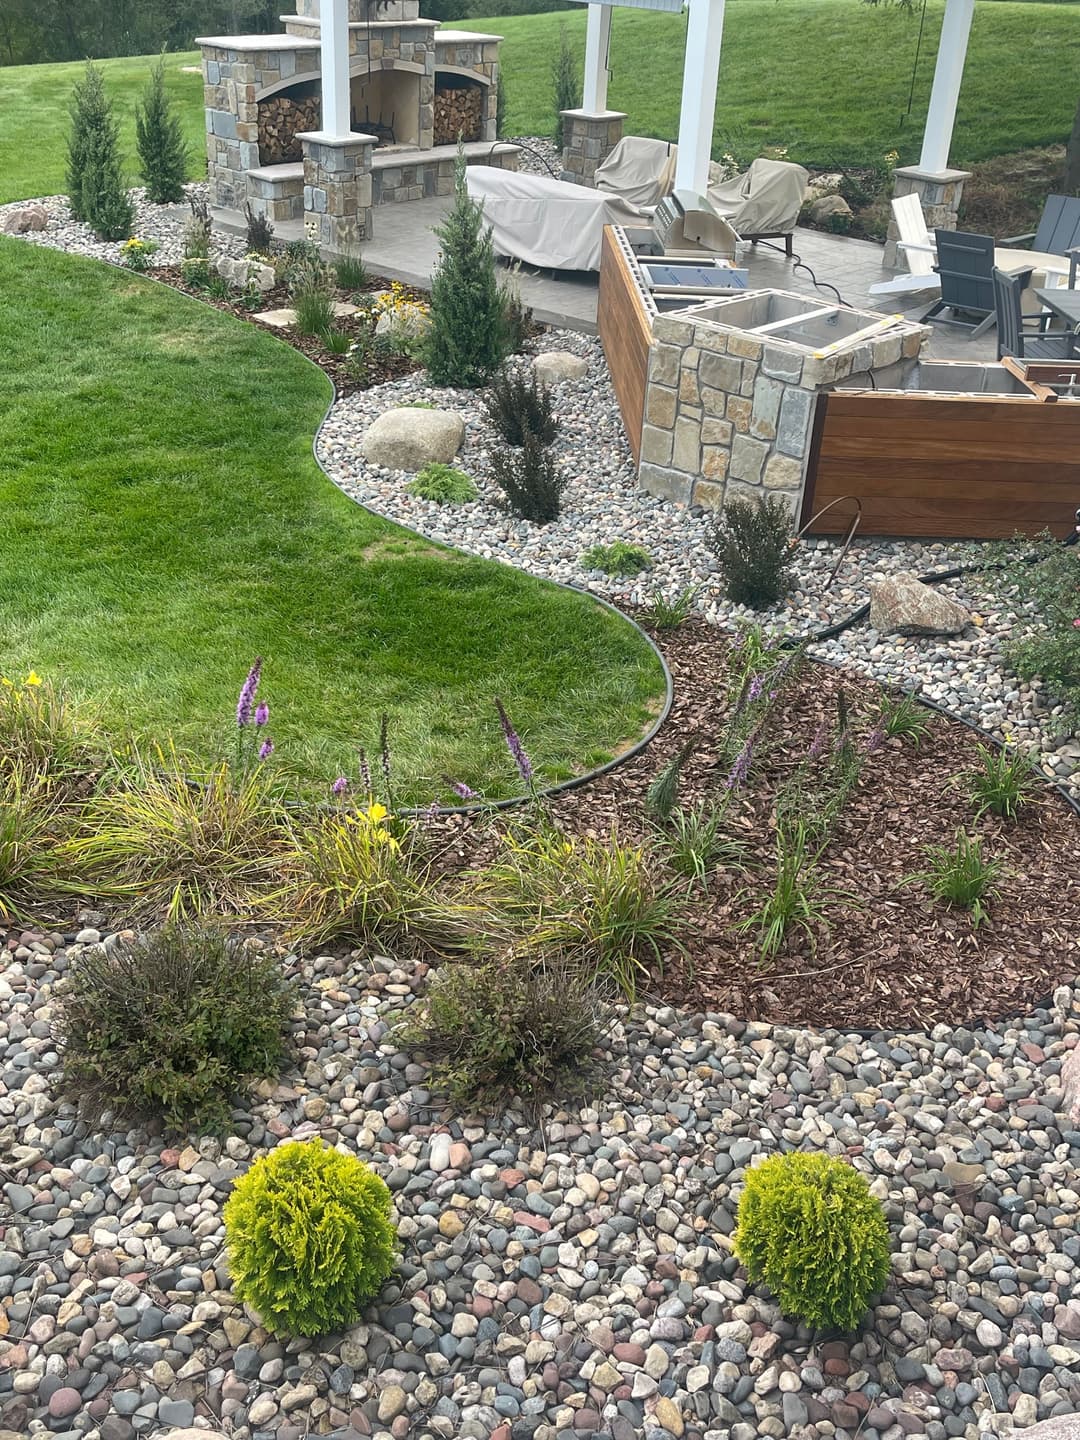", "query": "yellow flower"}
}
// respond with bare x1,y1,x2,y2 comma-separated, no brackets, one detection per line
363,802,389,825
24,671,42,687
1,677,12,688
